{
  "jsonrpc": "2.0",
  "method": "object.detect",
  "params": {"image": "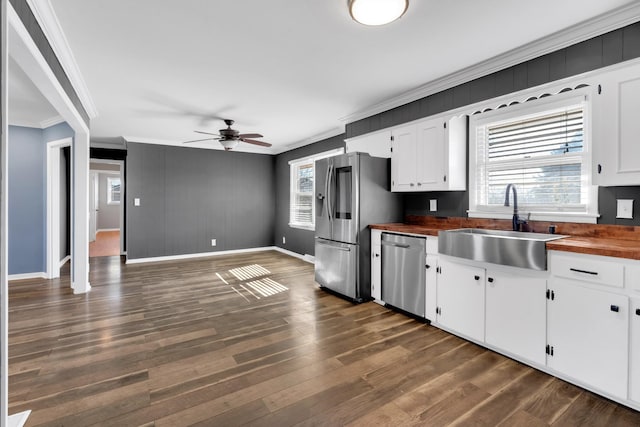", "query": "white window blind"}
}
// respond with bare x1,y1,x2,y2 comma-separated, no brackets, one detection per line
470,90,597,222
289,148,344,230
